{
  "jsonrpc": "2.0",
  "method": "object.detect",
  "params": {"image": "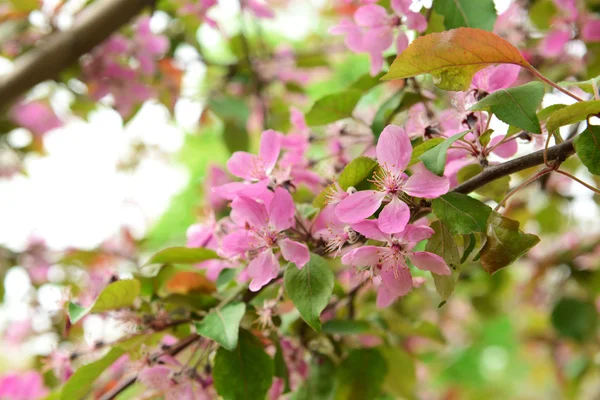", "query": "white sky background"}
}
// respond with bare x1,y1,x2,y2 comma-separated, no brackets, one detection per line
0,0,599,356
